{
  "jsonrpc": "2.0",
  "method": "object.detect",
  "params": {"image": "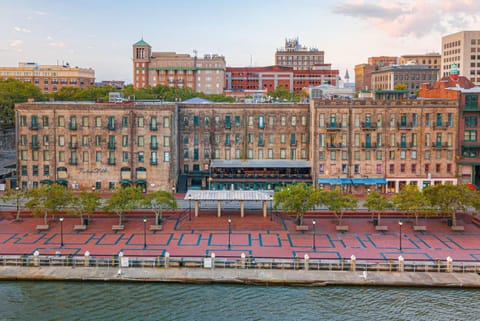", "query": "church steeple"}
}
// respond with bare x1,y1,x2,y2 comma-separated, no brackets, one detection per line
344,69,350,83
